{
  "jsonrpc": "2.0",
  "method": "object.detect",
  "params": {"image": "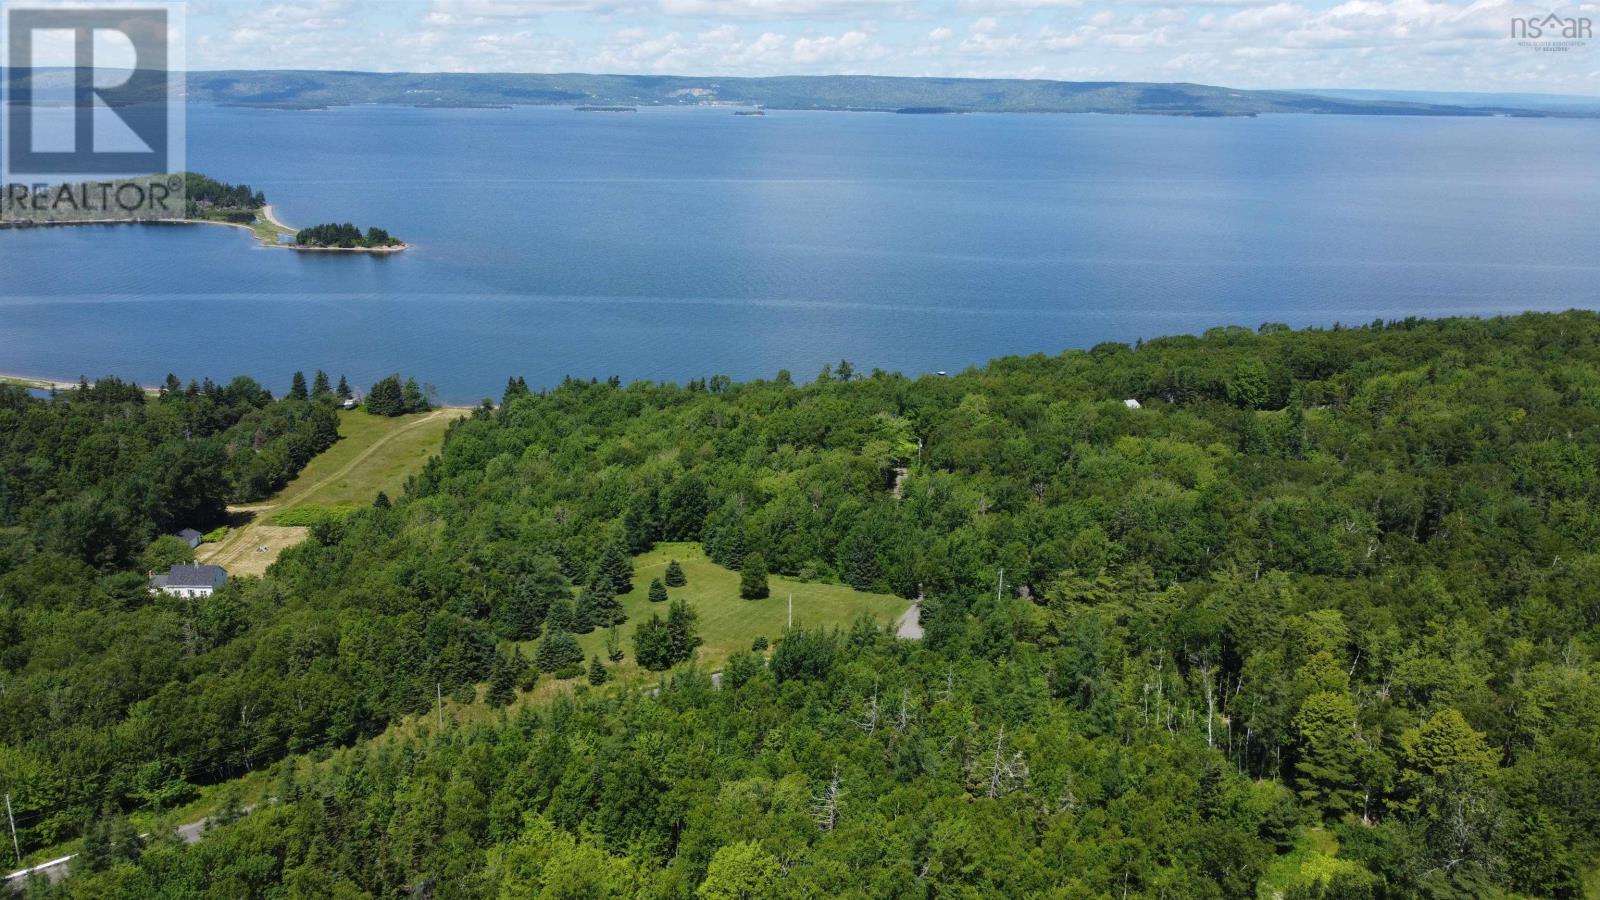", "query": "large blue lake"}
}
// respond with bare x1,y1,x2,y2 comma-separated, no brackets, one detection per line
3,105,1598,402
